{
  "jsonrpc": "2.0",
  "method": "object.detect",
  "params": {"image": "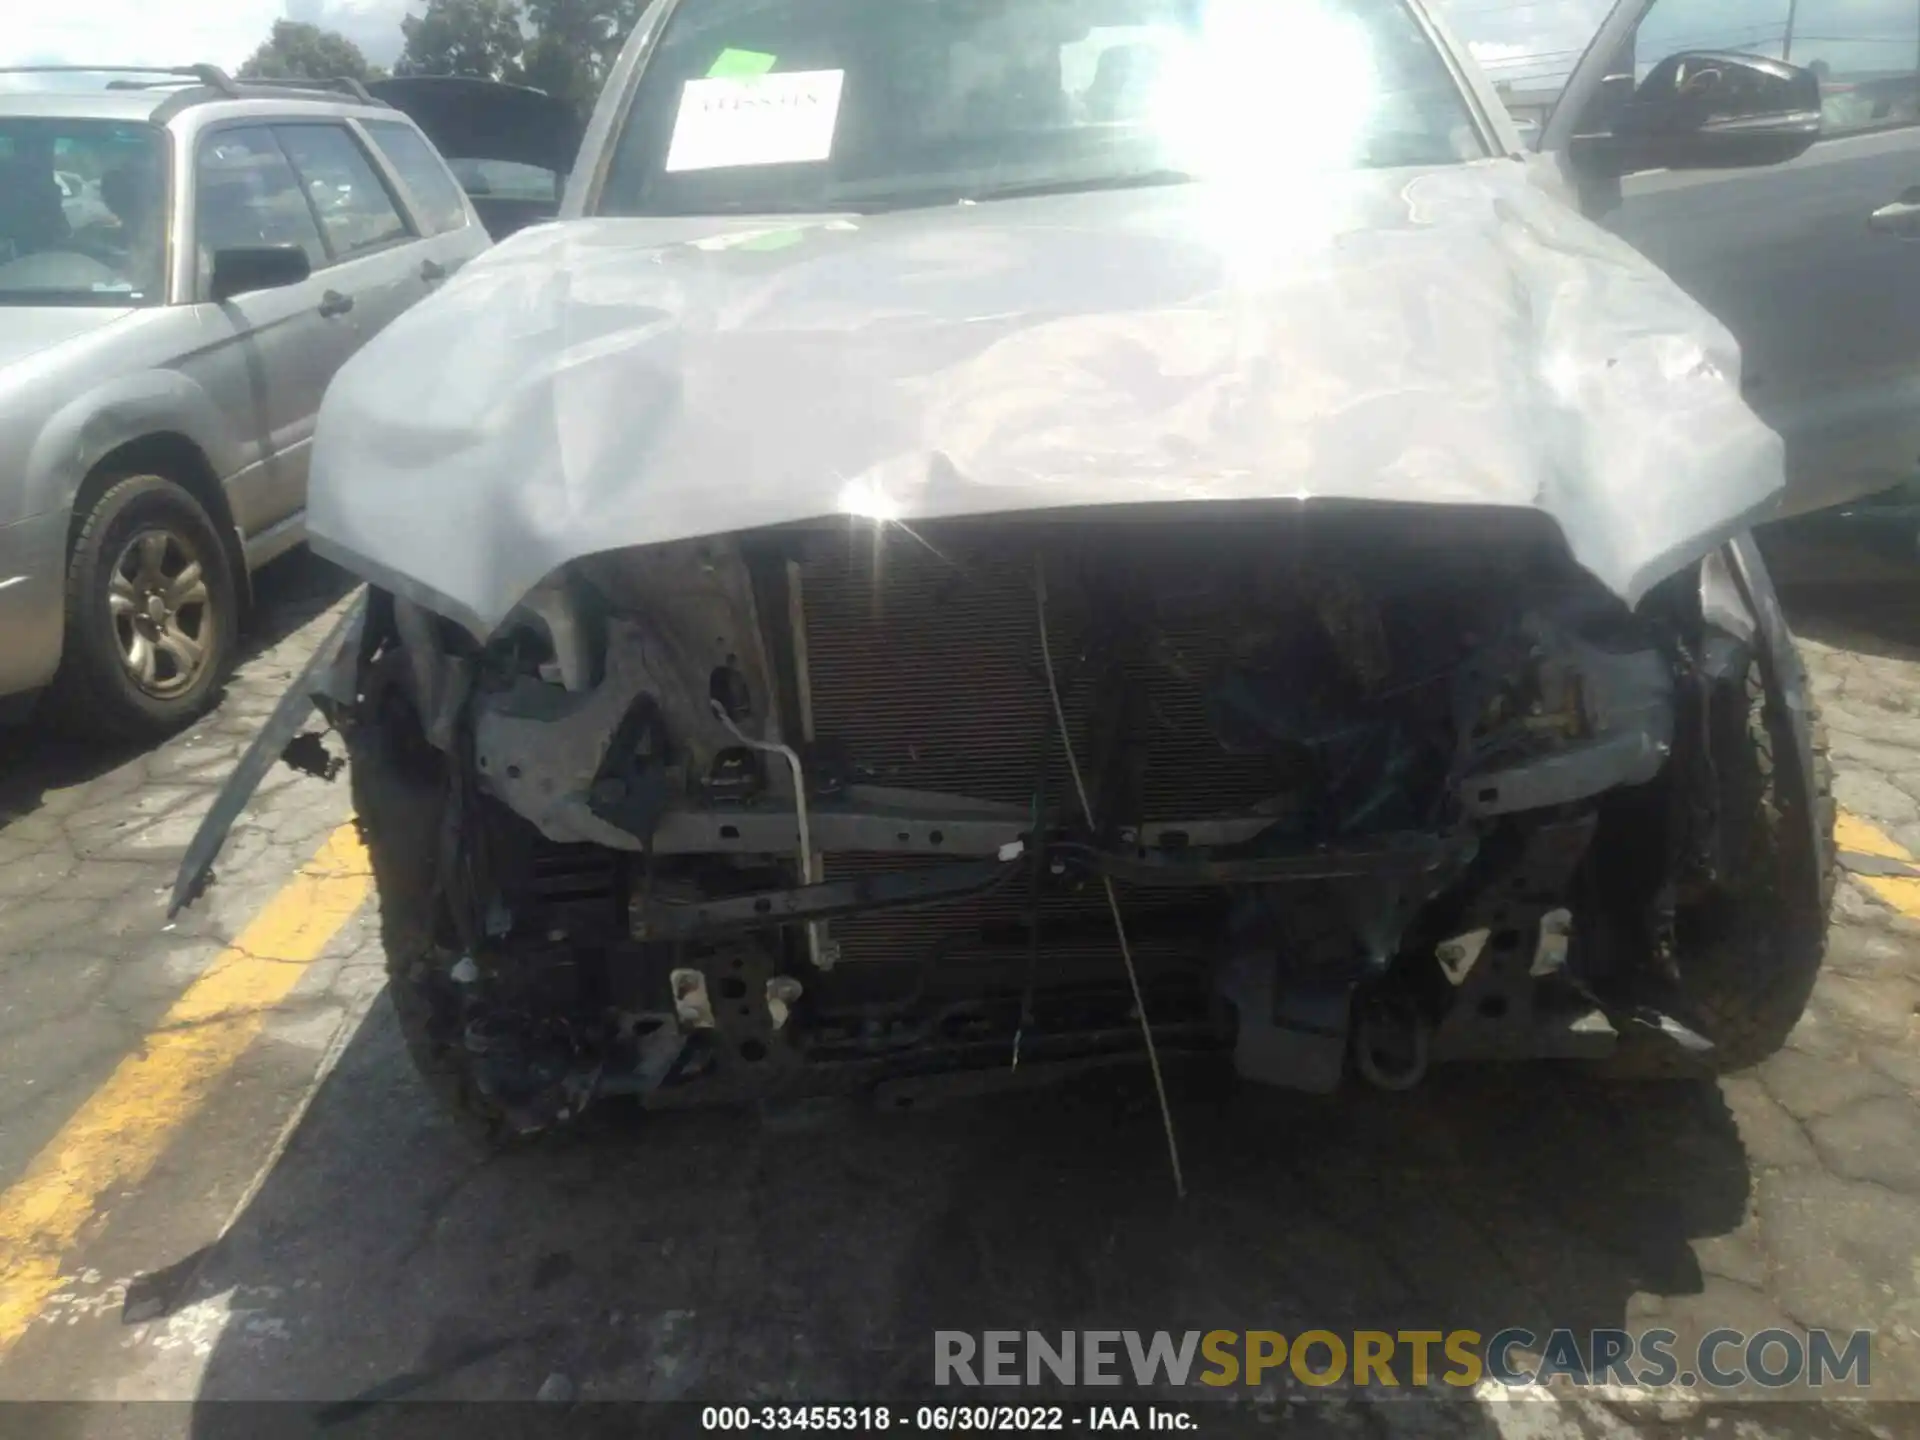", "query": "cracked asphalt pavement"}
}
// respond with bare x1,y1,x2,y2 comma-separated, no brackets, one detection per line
0,533,1918,1437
